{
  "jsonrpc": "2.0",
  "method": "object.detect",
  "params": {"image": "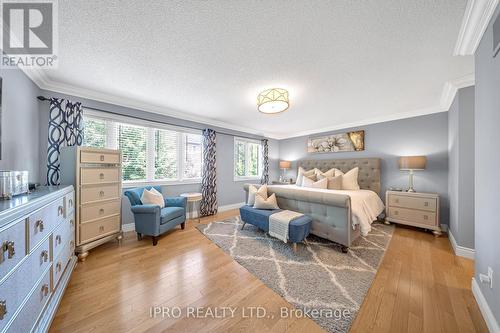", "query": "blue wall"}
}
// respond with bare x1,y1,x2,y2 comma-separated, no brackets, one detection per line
279,112,450,225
